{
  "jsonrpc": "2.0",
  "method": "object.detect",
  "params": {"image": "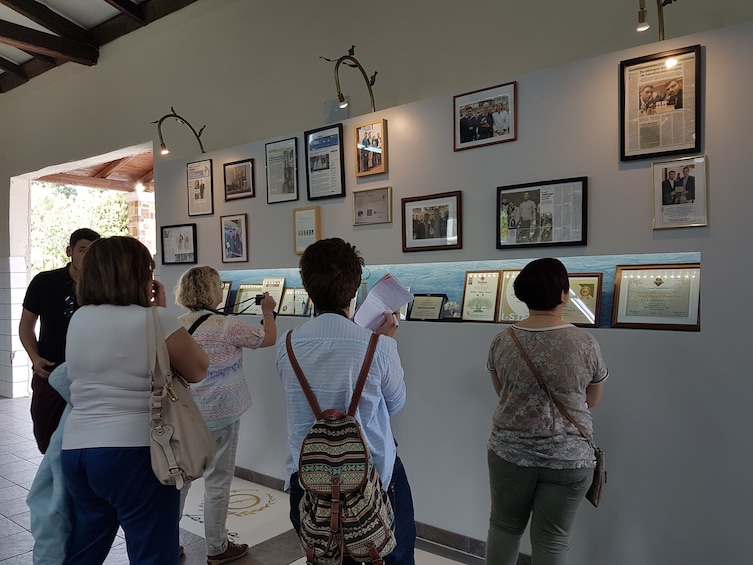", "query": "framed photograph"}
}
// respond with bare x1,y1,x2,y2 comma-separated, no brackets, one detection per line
220,281,232,310
293,206,321,255
562,273,603,328
497,177,587,249
612,263,701,331
461,271,501,323
233,283,263,315
220,213,248,263
402,191,462,252
160,223,197,265
265,137,299,204
497,270,528,323
652,155,707,229
453,81,517,151
620,44,701,161
187,159,213,216
304,124,345,200
408,294,447,321
223,159,254,201
354,186,392,226
355,119,388,176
